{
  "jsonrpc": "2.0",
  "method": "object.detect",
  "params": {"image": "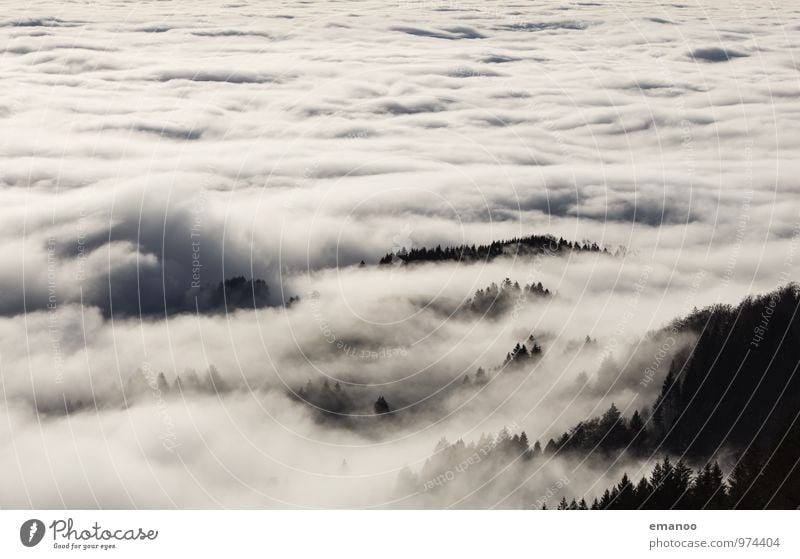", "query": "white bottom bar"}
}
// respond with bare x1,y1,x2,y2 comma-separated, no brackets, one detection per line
1,510,798,558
